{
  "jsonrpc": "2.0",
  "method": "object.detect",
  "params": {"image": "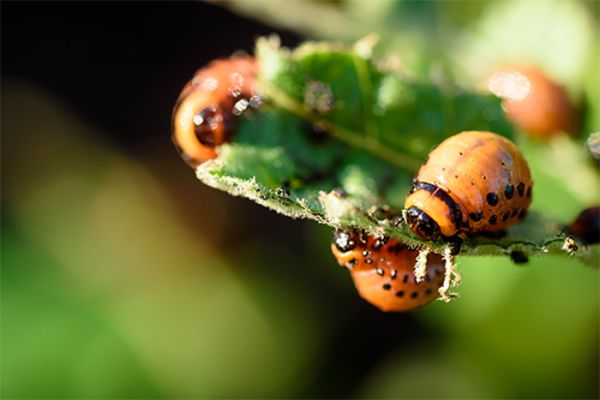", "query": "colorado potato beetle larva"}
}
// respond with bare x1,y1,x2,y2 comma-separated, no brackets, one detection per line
486,65,577,139
172,56,260,168
331,230,445,312
405,130,533,240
